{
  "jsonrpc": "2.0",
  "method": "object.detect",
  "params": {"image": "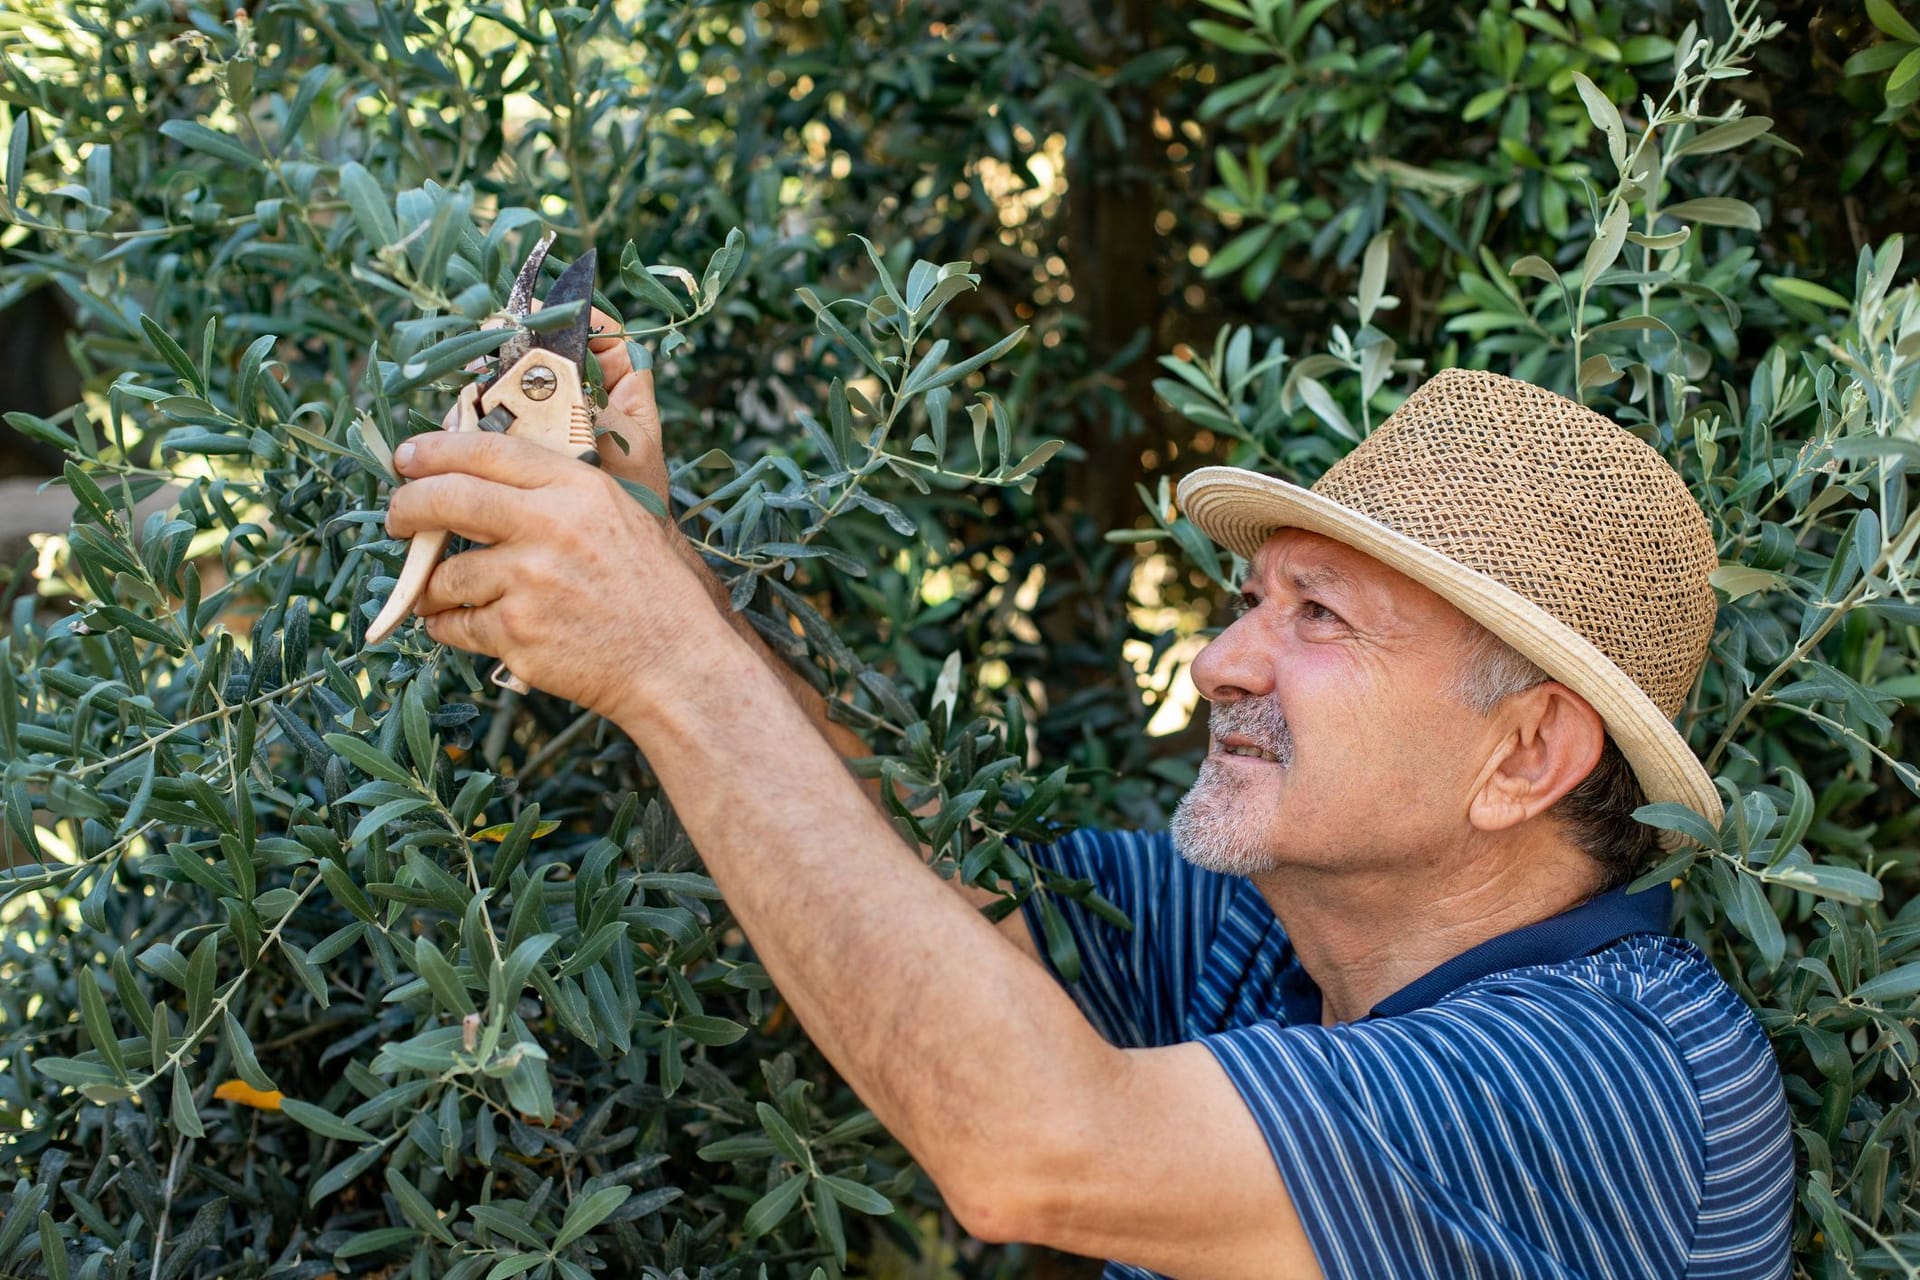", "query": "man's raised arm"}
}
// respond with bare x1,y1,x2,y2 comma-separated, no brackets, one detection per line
584,321,1034,955
584,321,872,762
385,425,1323,1279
